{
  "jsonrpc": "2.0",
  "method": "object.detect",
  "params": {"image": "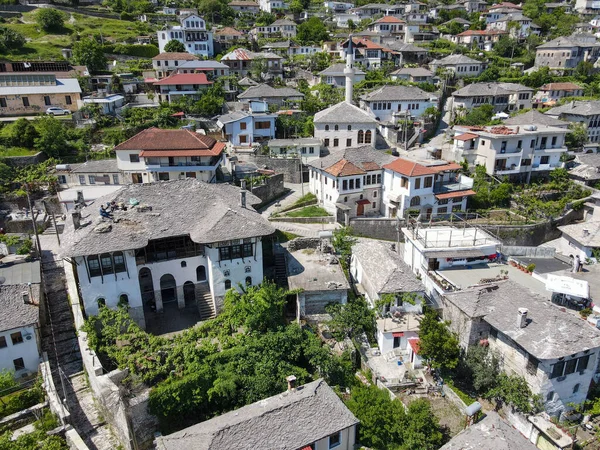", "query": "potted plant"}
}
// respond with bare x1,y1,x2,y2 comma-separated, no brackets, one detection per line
526,264,536,274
